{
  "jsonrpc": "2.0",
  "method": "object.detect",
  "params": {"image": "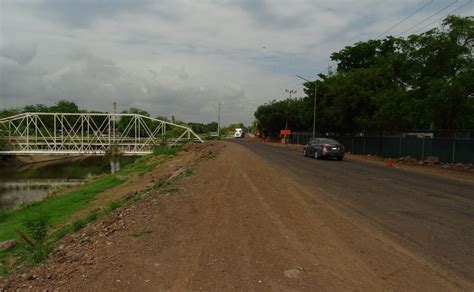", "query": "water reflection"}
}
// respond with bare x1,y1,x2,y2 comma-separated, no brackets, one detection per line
0,156,136,209
0,179,84,208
